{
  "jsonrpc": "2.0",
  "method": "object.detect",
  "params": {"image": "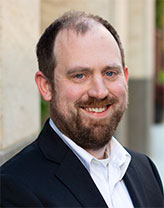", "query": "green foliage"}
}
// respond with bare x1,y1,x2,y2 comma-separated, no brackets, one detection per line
158,70,164,84
41,97,50,126
156,0,164,29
